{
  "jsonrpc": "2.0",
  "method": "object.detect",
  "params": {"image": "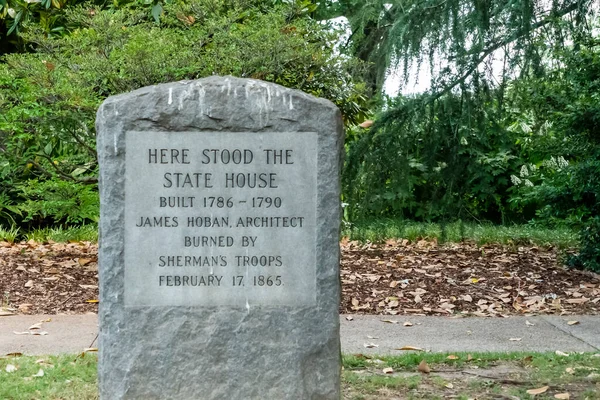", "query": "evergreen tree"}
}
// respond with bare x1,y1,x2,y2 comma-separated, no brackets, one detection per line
315,0,595,97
